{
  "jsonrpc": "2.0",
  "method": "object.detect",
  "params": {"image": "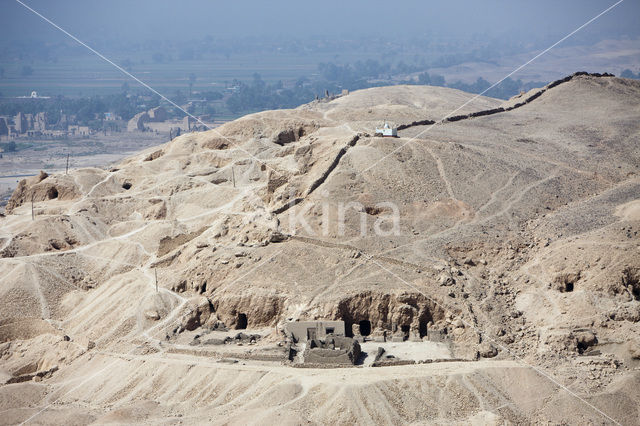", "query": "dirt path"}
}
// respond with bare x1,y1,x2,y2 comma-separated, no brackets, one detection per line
425,146,455,199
